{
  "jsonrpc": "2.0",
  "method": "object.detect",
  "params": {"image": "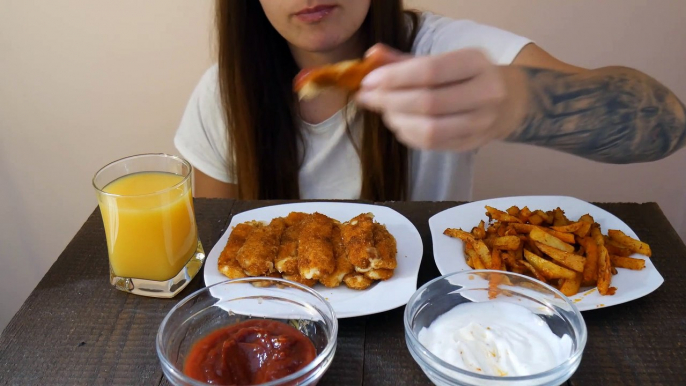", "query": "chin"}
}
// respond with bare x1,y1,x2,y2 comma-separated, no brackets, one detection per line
293,33,349,54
